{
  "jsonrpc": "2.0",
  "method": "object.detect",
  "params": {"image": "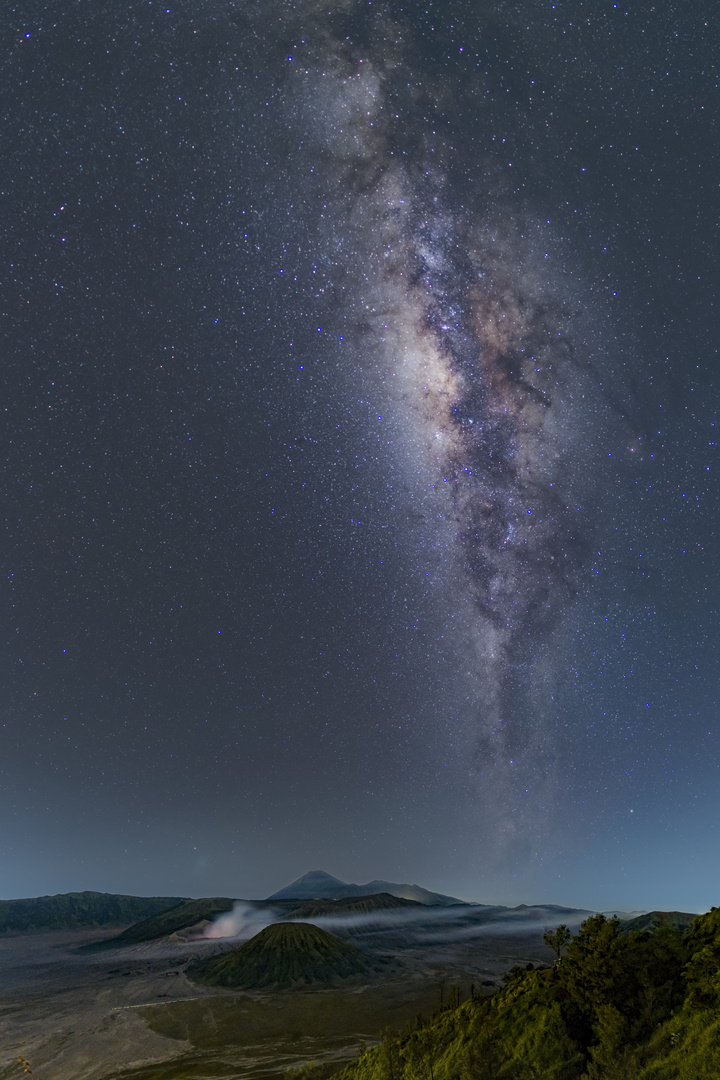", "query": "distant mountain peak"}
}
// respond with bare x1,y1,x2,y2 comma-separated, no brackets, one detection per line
285,870,348,889
266,870,465,906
